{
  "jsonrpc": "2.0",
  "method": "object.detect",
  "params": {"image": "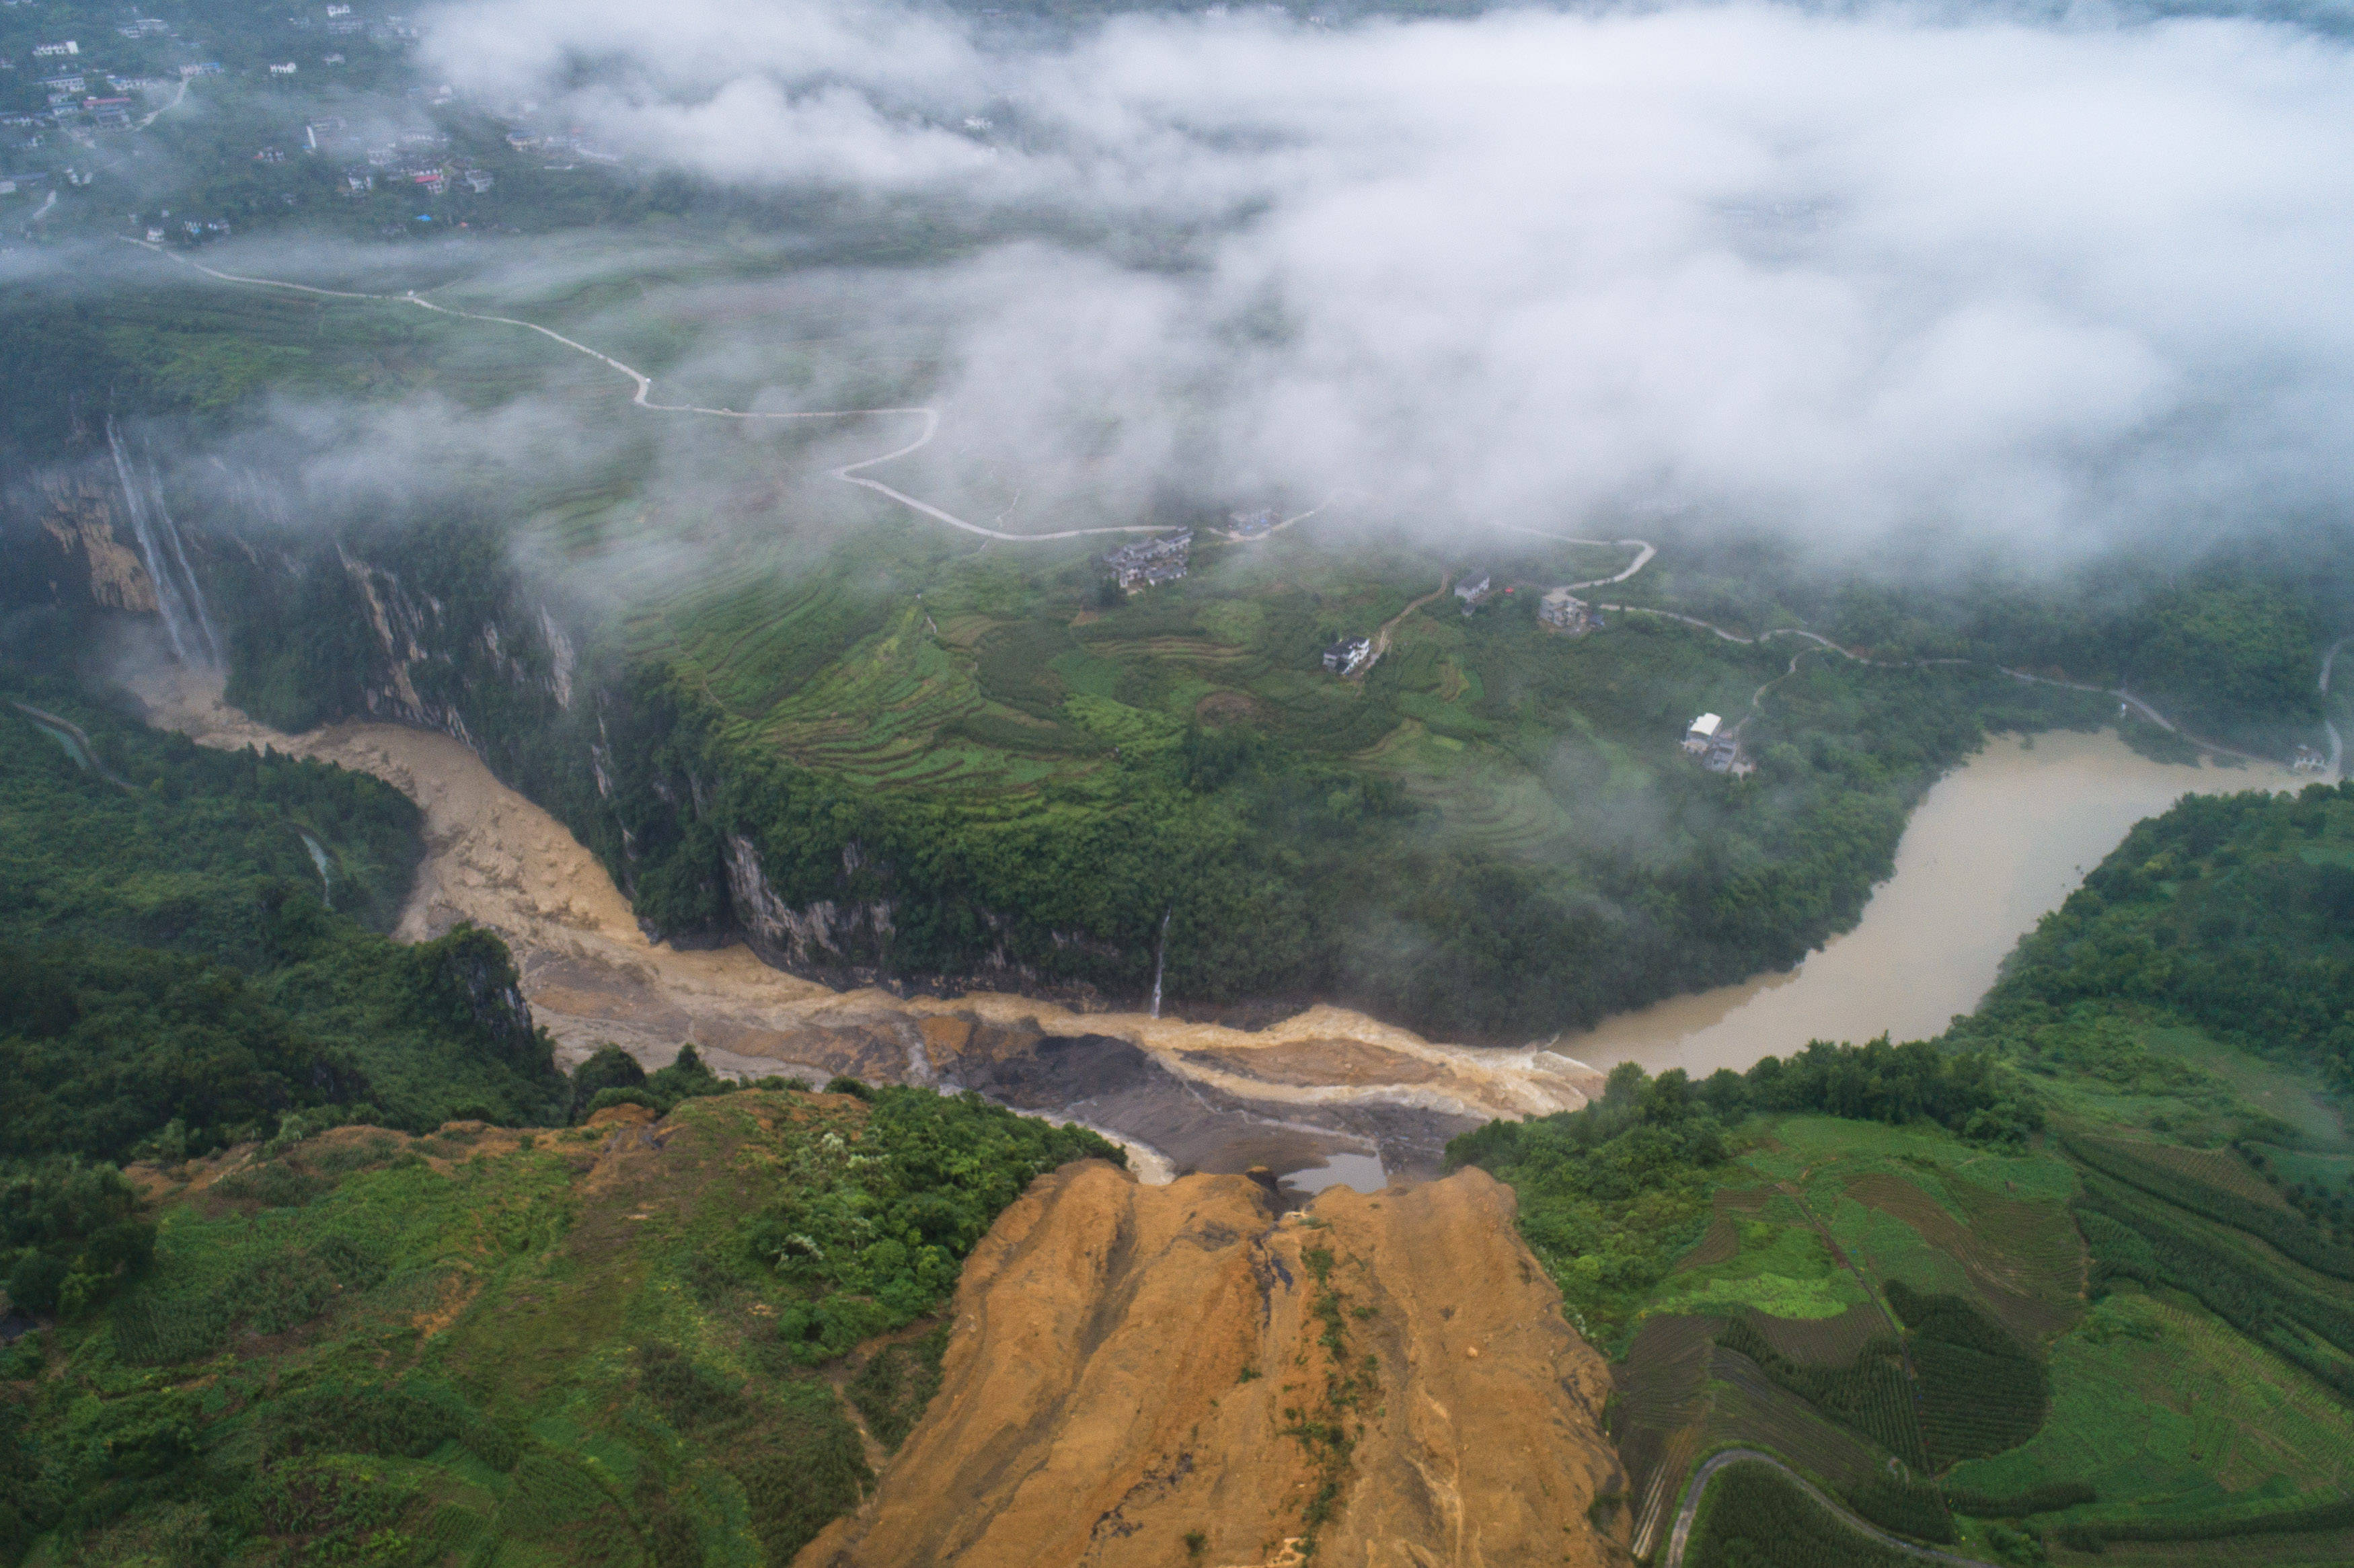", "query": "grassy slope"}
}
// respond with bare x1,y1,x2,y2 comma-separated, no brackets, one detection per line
1622,1103,2354,1564
3,1089,1119,1567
